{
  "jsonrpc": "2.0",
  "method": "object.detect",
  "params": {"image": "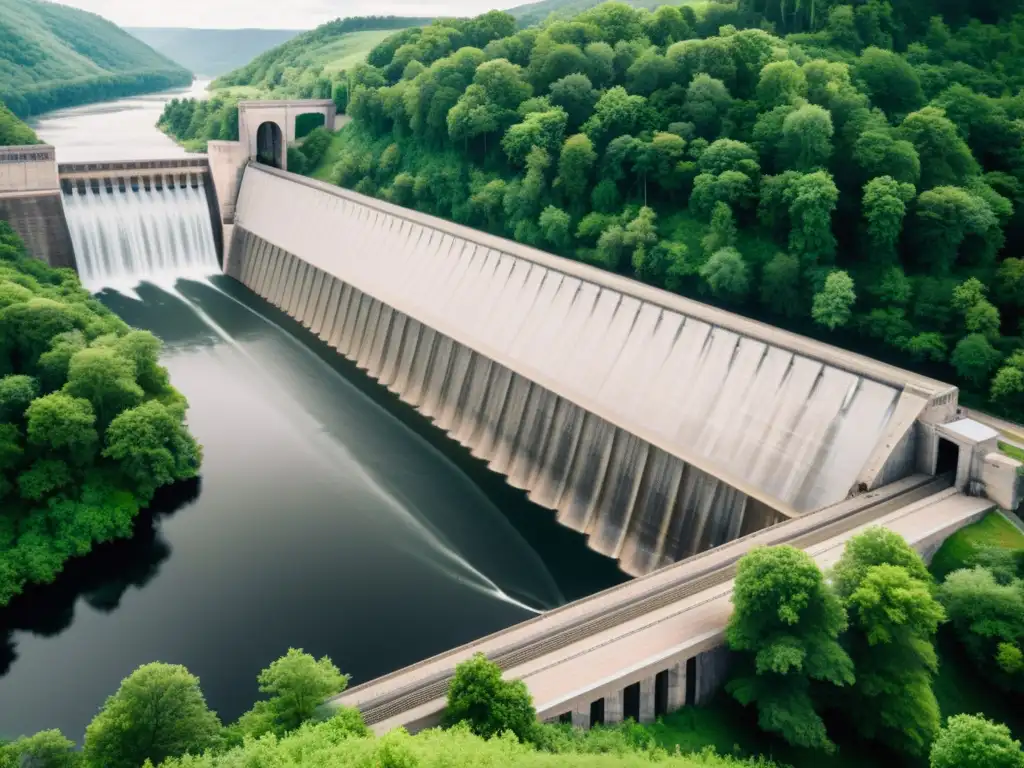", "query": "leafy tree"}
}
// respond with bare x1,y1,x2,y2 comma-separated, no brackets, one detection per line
548,73,597,131
914,187,999,272
930,714,1024,768
539,205,571,250
812,270,856,330
0,729,79,768
726,546,853,752
557,134,597,210
239,648,350,736
684,74,732,138
854,130,921,186
832,530,943,755
855,47,925,119
582,86,649,148
501,108,567,166
25,392,98,467
702,202,737,255
0,374,38,423
443,653,536,742
63,348,143,429
83,663,221,768
951,335,1002,387
756,60,807,110
781,104,834,172
700,247,749,302
761,252,803,318
899,107,980,189
863,176,915,258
